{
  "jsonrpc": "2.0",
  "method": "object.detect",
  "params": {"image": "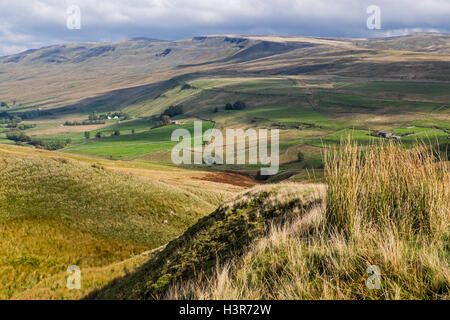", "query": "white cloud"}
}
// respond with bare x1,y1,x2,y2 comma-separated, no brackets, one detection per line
0,0,449,56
